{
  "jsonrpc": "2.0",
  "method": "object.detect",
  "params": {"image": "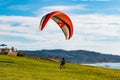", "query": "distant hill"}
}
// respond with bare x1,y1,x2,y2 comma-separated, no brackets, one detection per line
20,49,120,63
